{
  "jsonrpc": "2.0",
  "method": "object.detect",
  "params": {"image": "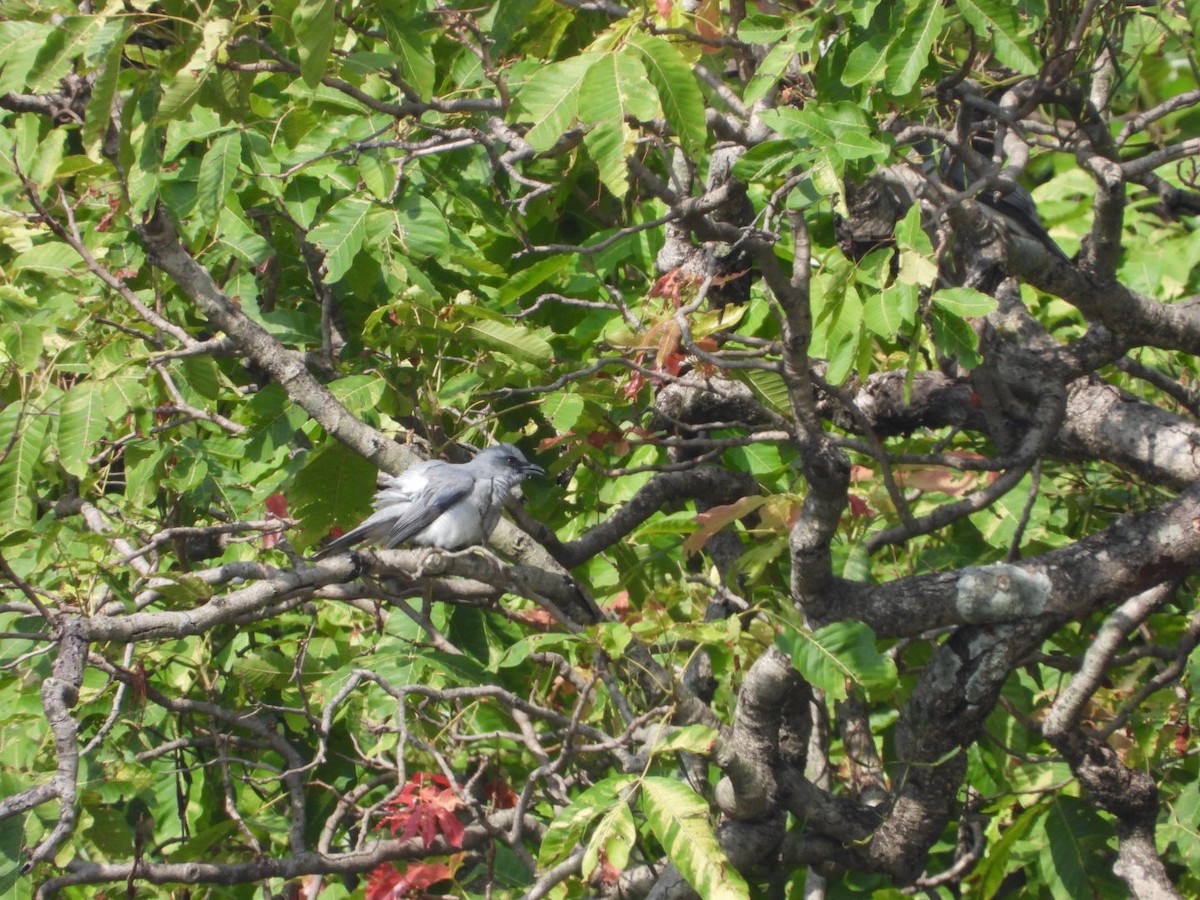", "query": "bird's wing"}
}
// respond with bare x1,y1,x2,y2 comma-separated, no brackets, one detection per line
377,463,476,547
313,461,474,558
